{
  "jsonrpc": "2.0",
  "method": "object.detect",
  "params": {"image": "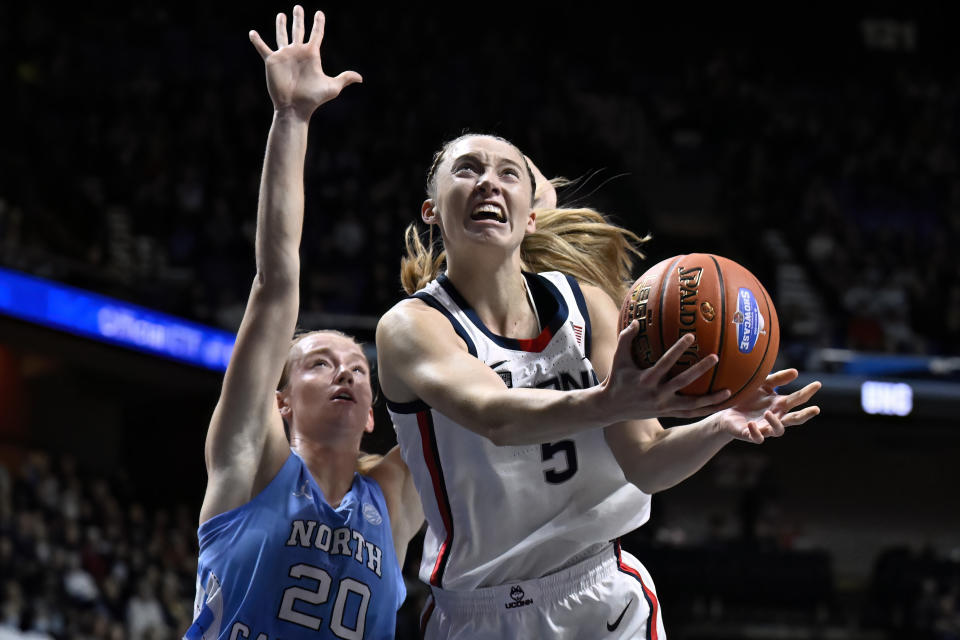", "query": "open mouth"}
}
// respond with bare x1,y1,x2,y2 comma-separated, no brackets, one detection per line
331,391,355,402
471,203,506,223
